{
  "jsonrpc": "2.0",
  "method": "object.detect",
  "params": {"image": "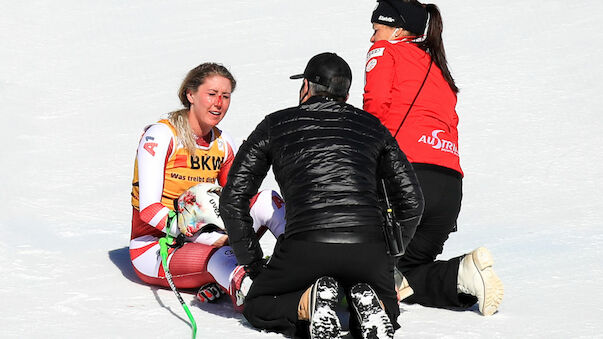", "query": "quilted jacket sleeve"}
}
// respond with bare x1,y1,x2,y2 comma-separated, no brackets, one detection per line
378,130,424,249
220,117,272,266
